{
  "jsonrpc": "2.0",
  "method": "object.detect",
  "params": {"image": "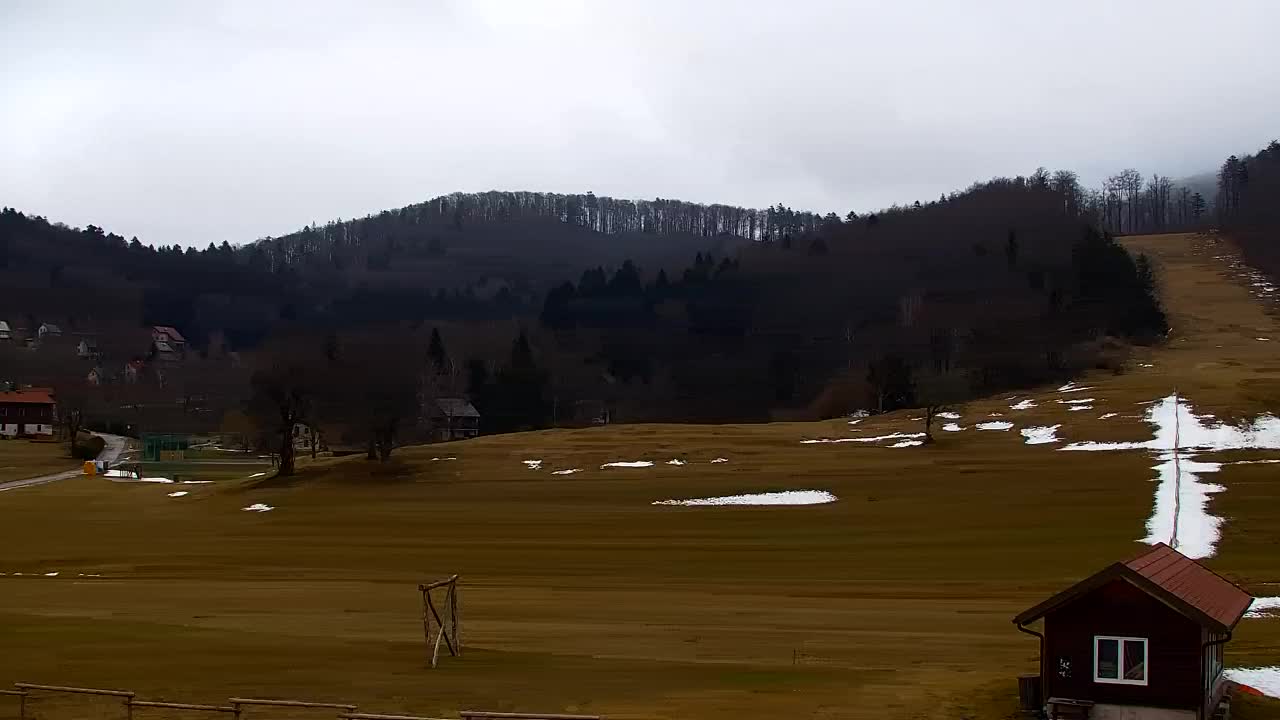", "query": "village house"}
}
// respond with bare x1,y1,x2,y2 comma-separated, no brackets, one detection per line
1014,543,1253,720
87,366,105,385
37,322,62,340
152,325,186,353
0,387,57,437
429,397,480,441
78,338,100,359
0,320,11,341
